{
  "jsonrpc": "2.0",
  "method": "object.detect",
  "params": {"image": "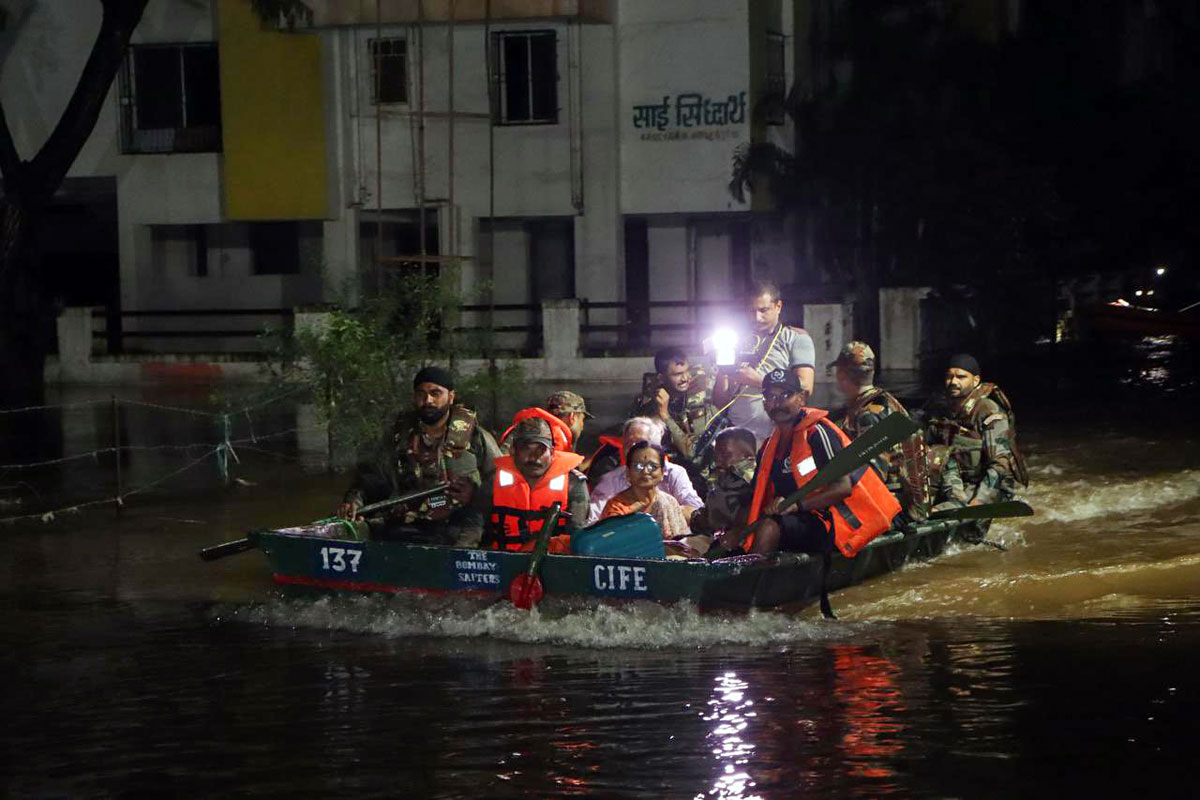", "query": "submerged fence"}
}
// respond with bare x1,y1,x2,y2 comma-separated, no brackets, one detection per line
0,387,326,526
